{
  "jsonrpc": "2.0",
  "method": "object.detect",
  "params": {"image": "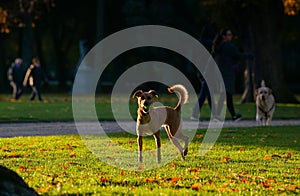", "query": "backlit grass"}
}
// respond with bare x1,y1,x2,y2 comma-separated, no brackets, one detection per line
0,126,299,195
0,93,299,122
